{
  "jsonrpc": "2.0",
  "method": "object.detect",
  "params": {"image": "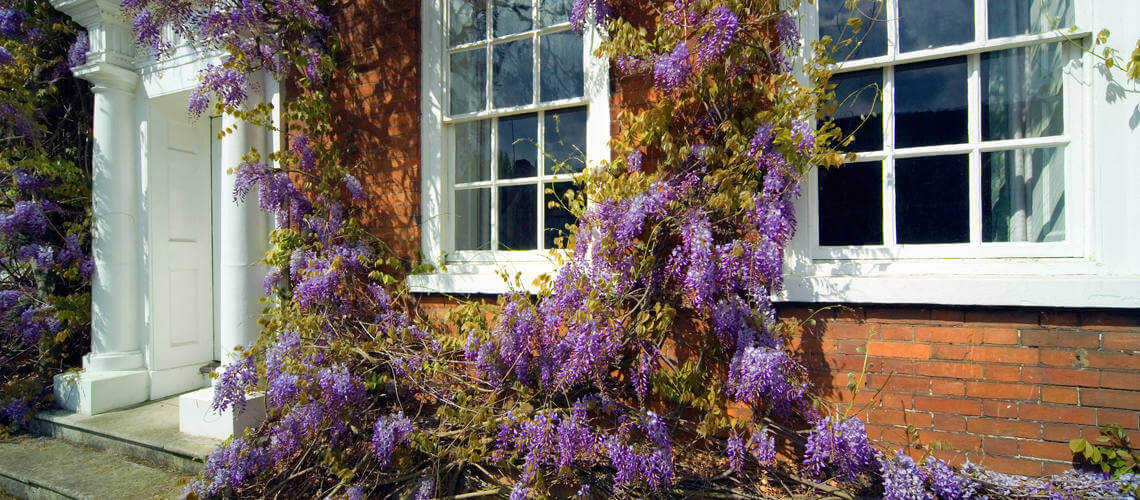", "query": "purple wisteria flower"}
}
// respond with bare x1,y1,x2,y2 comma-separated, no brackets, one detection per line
923,456,980,499
726,345,805,413
212,348,258,413
0,8,26,39
195,438,269,497
792,119,815,156
343,174,364,200
190,66,248,116
316,364,366,409
371,412,413,467
290,133,316,171
880,450,933,500
413,476,434,500
654,42,692,93
66,31,89,68
0,46,12,66
726,431,745,473
749,427,776,466
696,6,738,66
1,200,48,237
626,150,643,173
570,0,614,33
803,416,878,483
